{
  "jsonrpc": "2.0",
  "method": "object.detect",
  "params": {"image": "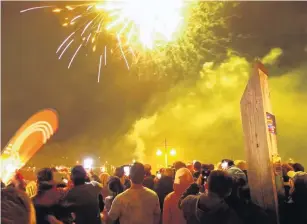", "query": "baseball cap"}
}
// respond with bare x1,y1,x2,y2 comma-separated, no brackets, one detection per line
227,166,247,182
